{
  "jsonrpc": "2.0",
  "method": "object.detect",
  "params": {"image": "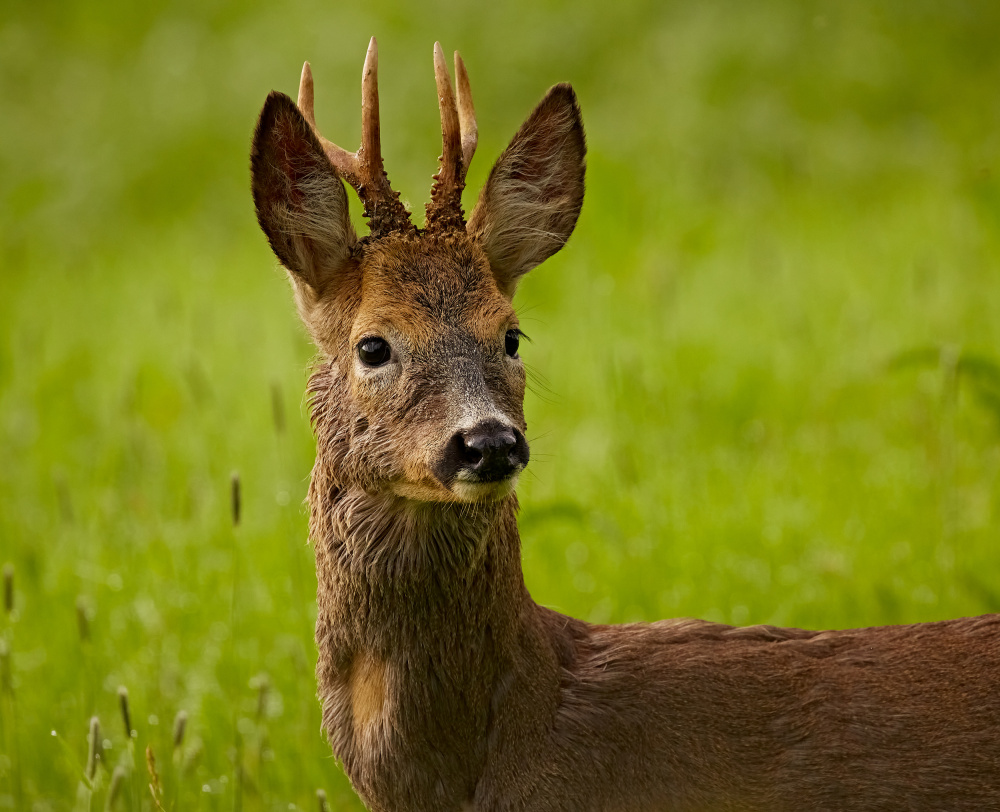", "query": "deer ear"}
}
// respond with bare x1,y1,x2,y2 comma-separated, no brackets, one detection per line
467,83,585,298
251,91,357,294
